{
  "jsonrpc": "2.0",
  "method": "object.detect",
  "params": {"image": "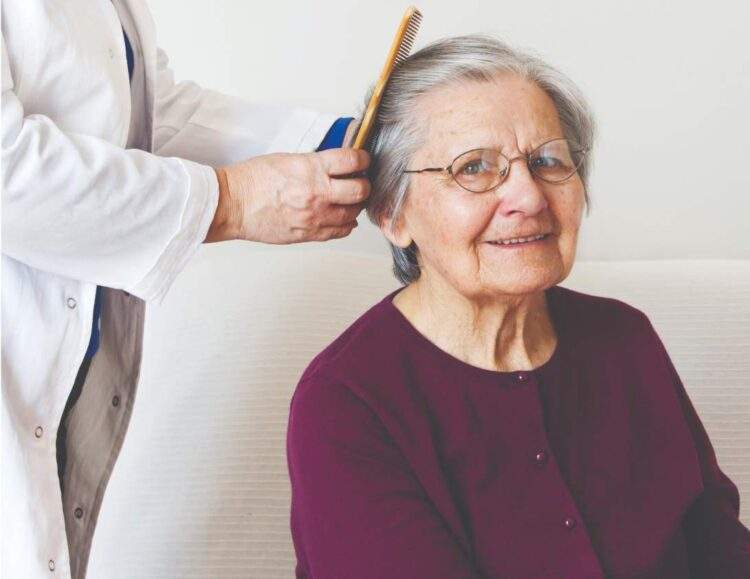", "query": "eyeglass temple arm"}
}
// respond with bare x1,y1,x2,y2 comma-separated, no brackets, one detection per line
403,167,449,174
